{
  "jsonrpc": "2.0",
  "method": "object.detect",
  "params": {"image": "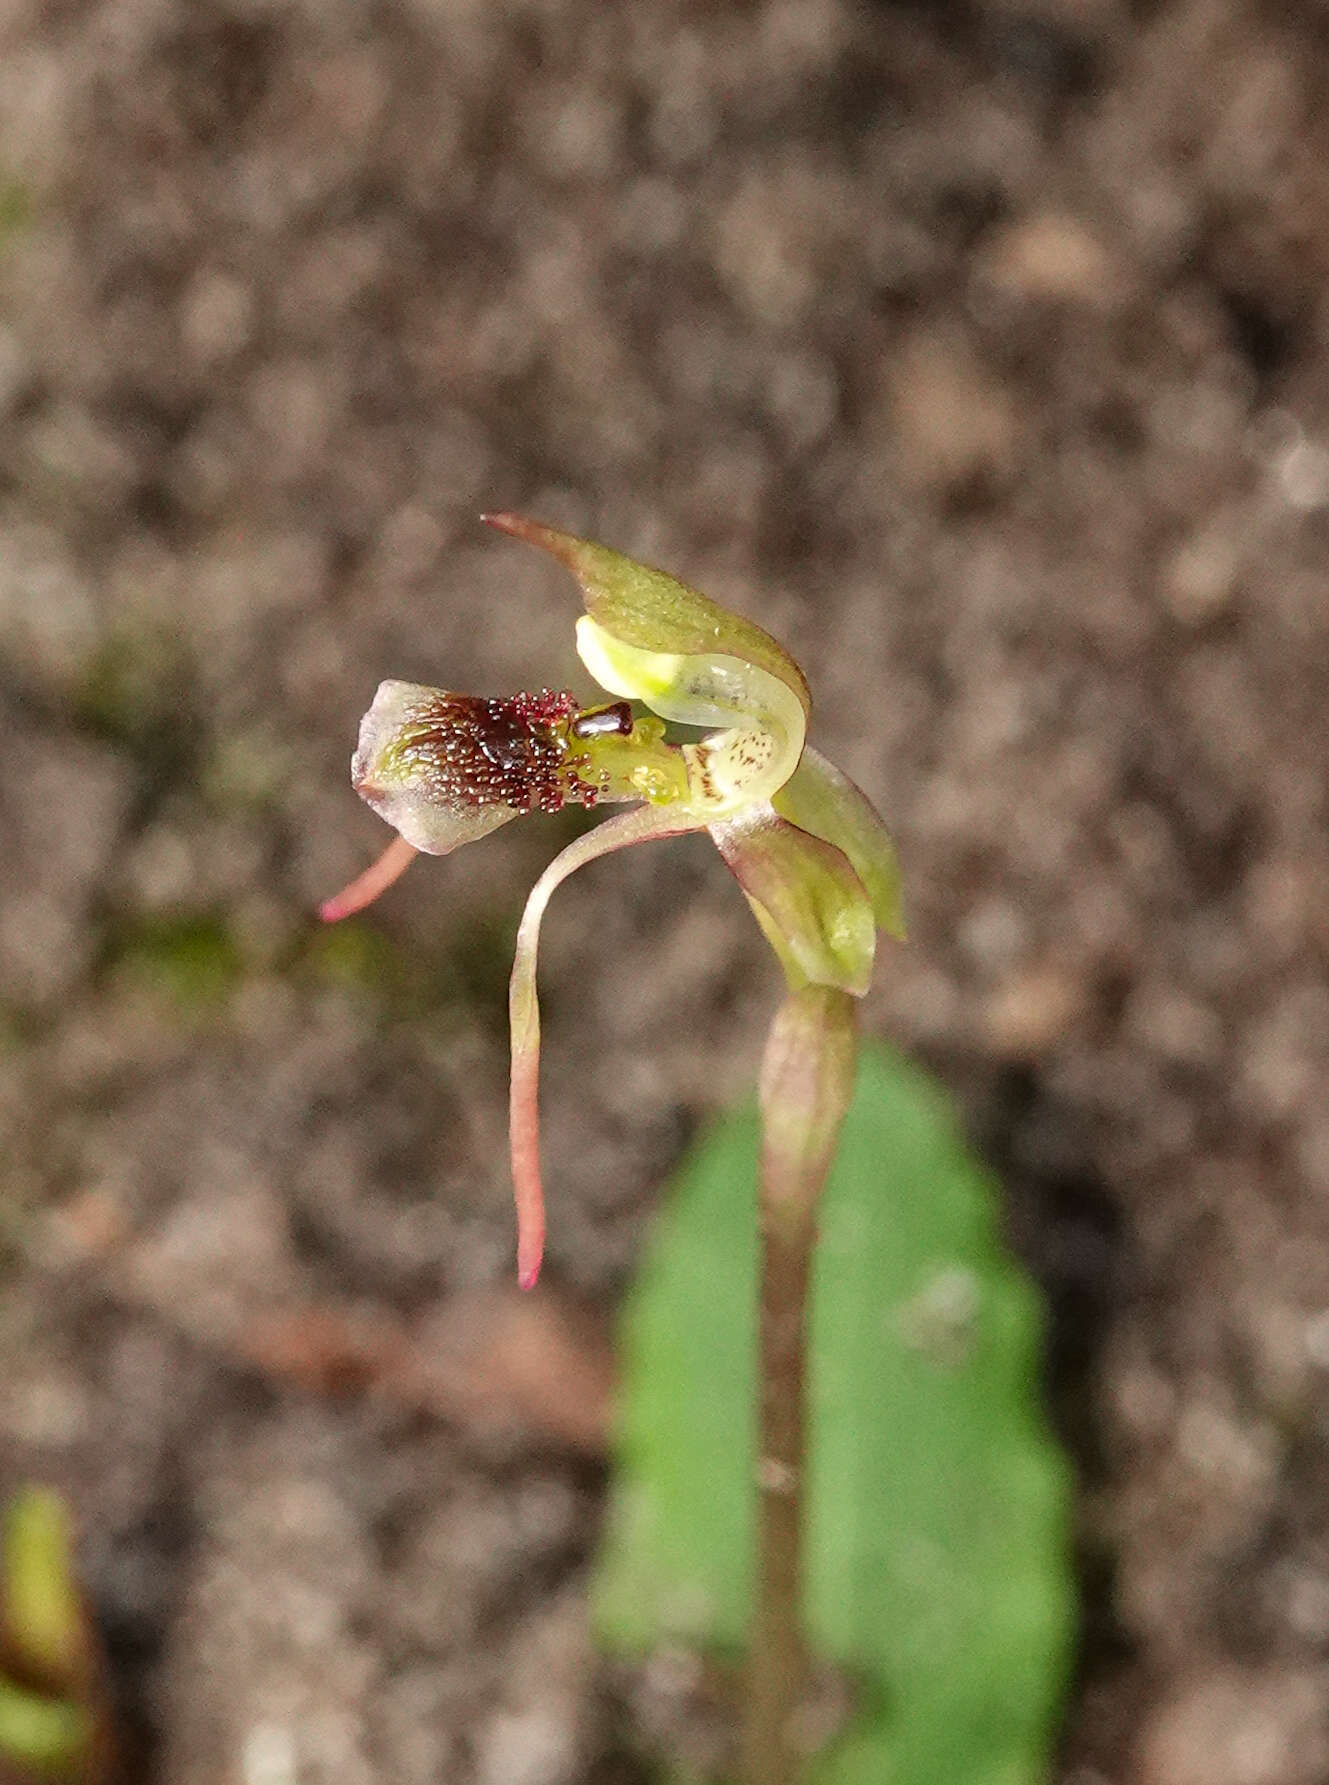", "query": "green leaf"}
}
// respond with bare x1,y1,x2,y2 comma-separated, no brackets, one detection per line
594,1047,1075,1785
